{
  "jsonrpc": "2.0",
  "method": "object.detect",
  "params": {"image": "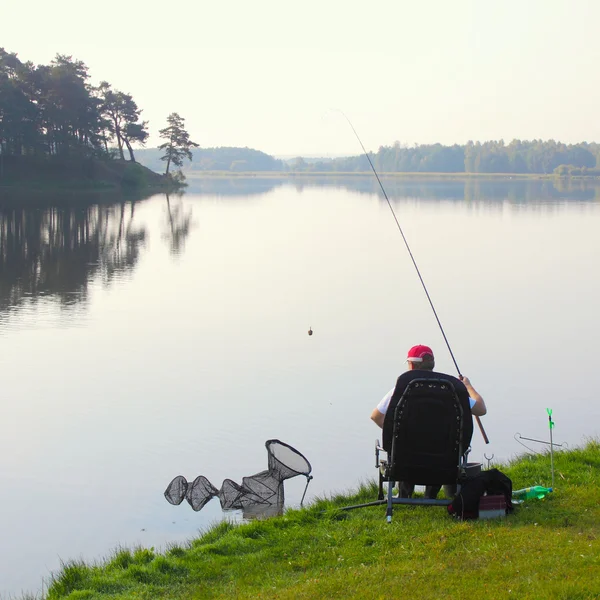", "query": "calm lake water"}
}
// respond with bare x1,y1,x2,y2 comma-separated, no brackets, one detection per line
1,176,600,596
